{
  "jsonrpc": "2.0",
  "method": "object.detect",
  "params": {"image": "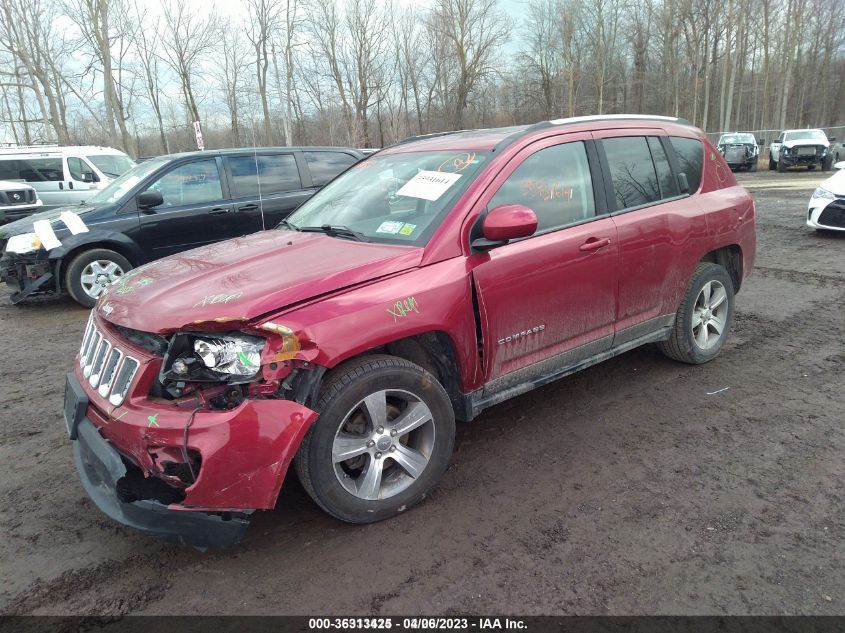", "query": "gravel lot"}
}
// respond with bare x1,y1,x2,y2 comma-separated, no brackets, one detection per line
1,168,843,617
